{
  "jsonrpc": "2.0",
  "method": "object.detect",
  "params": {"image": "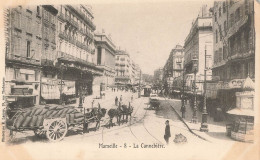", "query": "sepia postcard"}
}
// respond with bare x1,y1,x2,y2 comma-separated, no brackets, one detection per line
0,0,259,159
